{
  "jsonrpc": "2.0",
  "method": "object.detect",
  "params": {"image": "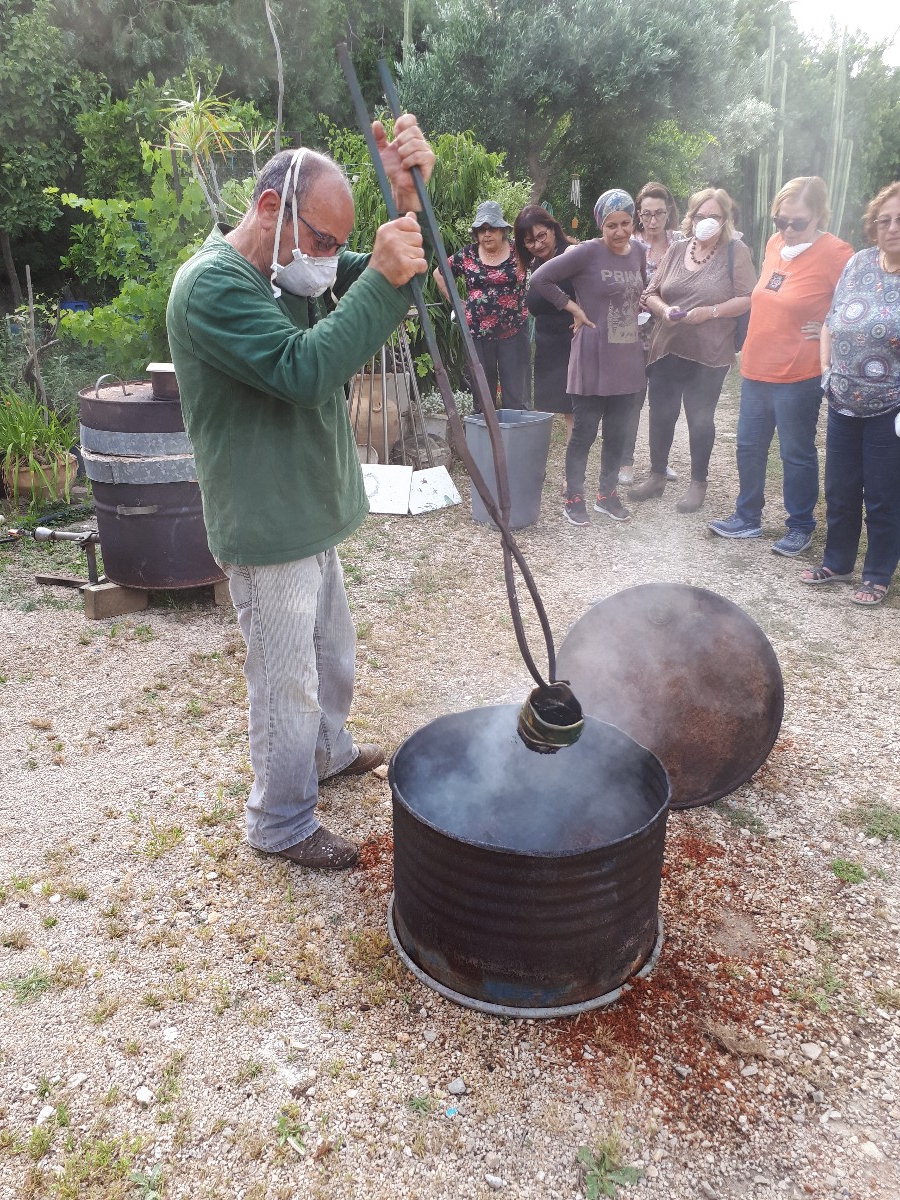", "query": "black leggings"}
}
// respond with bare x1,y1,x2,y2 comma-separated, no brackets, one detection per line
647,355,729,482
565,394,635,498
